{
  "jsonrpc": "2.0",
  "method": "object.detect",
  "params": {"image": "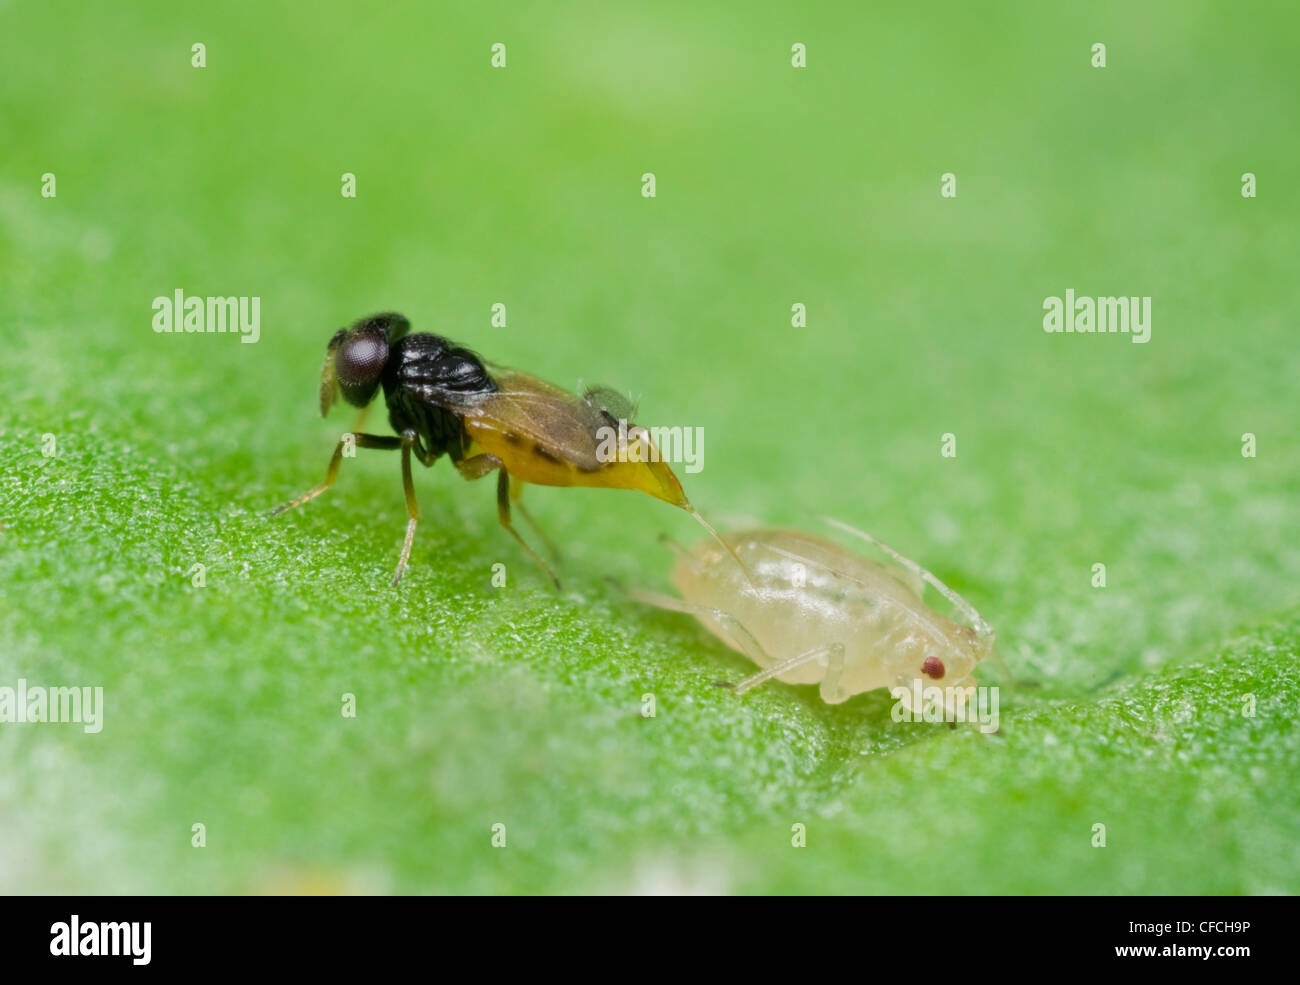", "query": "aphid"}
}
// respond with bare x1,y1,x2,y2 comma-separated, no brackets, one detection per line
632,519,996,705
269,312,735,586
